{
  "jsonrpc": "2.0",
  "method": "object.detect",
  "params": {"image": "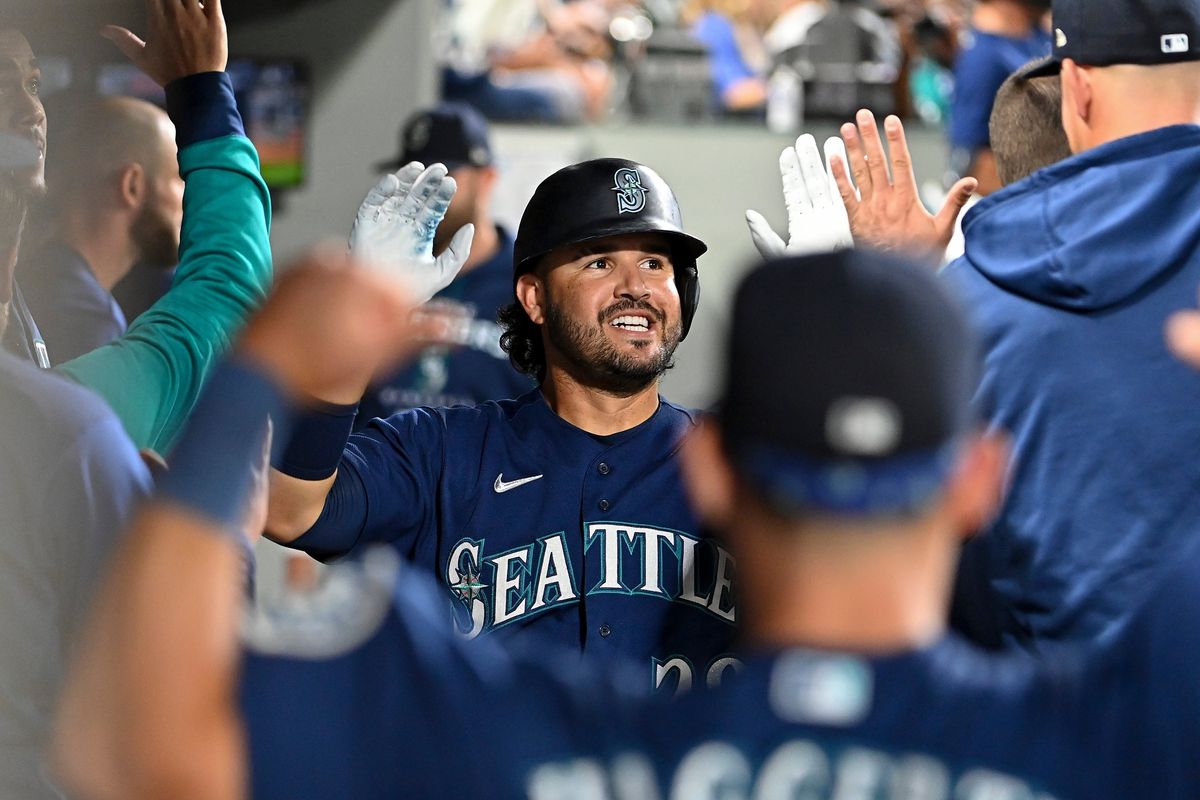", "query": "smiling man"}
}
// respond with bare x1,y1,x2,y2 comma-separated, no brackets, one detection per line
0,27,49,365
266,158,736,691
